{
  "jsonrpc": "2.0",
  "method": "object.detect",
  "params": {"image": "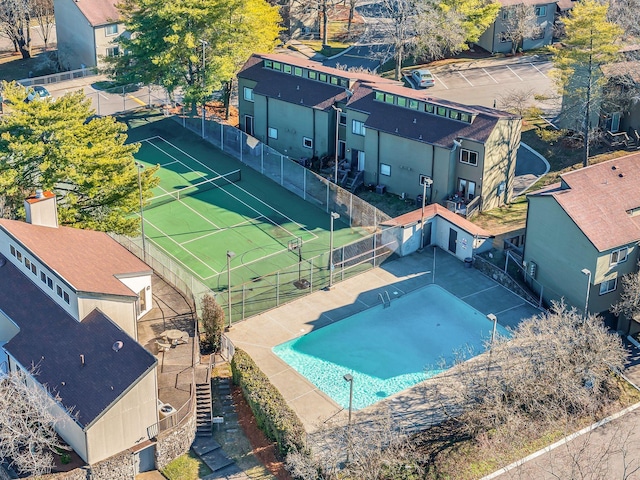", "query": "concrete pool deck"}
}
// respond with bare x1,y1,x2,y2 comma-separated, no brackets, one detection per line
226,247,542,432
